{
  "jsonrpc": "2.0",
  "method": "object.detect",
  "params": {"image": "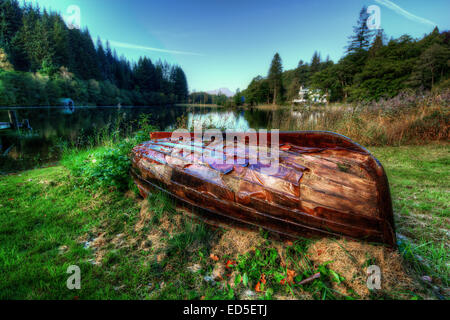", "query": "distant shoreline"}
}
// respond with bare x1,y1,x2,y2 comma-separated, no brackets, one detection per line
0,105,173,110
175,104,221,108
